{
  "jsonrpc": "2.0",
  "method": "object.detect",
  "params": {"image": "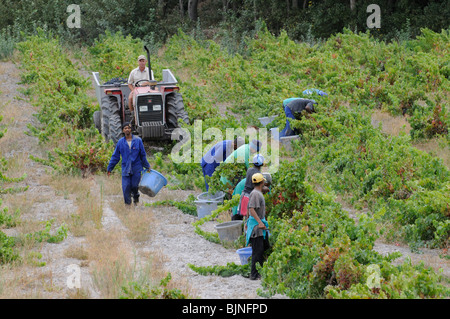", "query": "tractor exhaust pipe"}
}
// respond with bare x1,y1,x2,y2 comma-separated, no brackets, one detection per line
144,45,152,81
